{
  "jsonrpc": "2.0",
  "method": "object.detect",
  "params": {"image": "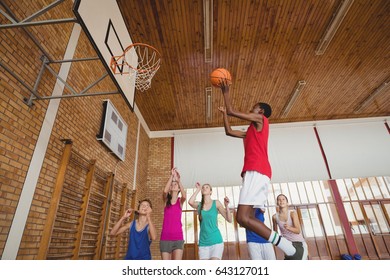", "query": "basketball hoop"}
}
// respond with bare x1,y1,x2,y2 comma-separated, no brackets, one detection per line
110,43,161,92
